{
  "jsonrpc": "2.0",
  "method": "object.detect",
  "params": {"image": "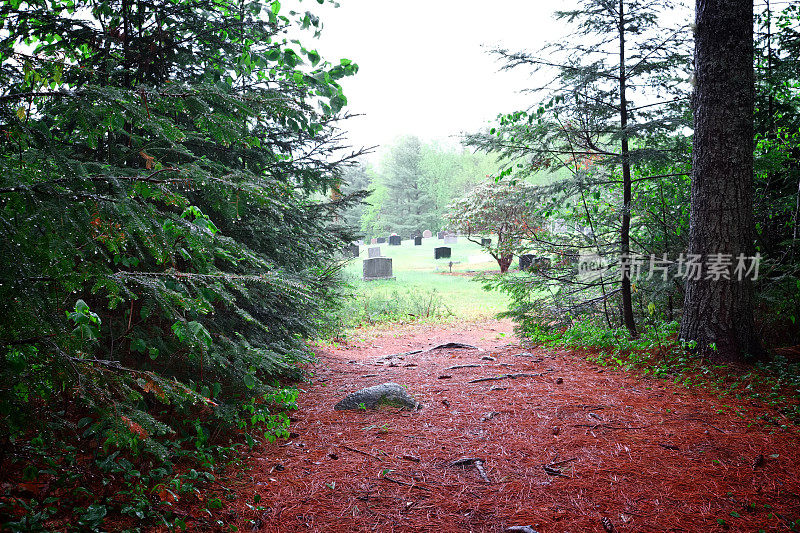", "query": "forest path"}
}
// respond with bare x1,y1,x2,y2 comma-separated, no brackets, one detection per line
228,319,800,533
